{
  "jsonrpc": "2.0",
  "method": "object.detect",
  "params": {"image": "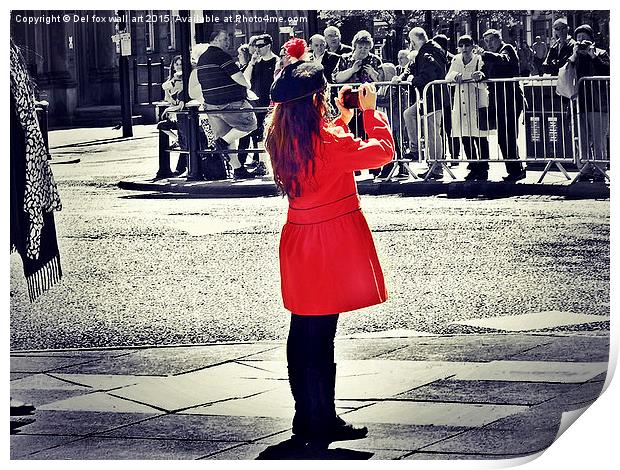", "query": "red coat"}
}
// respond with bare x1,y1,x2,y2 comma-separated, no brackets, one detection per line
279,109,395,315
